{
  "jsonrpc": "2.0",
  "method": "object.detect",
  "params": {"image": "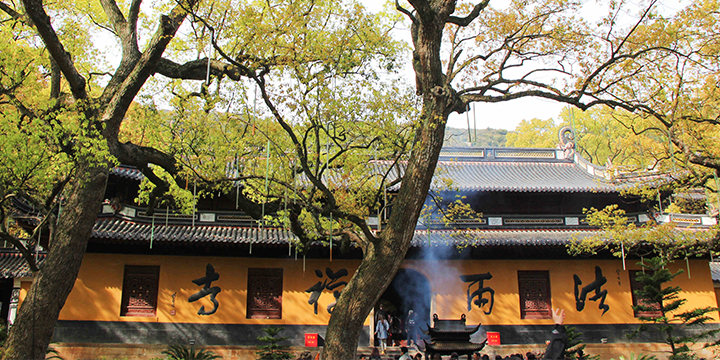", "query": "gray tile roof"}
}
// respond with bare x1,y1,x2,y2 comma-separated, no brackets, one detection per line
110,148,670,193
91,217,596,247
430,160,615,192
410,229,598,247
710,262,720,283
379,160,617,193
93,218,296,245
0,251,45,278
372,146,642,192
110,166,143,181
